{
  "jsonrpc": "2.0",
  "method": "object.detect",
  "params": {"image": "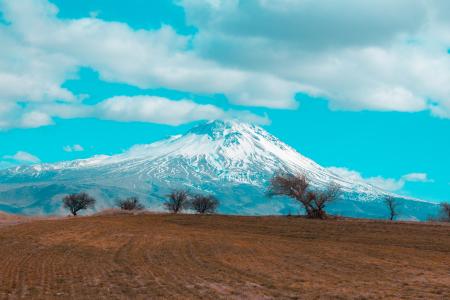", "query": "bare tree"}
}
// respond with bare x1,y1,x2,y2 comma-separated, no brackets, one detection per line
439,202,450,222
384,196,398,221
165,190,189,213
308,183,341,219
116,197,144,211
62,192,96,216
191,194,219,214
268,173,341,219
